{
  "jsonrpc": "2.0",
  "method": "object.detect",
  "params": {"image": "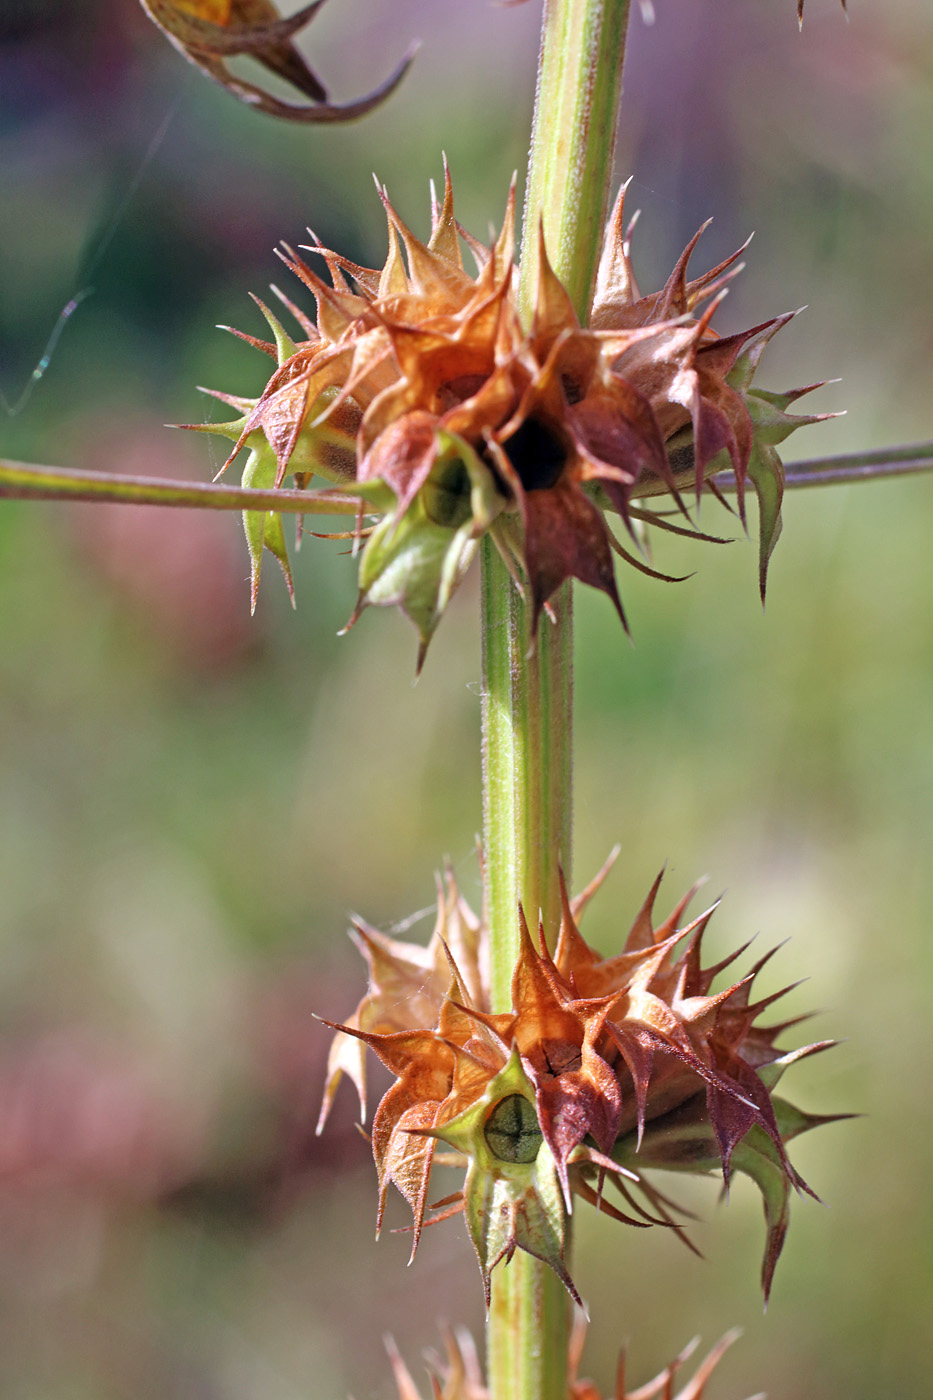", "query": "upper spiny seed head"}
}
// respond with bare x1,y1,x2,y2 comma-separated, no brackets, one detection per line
195,168,830,663
318,855,842,1304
